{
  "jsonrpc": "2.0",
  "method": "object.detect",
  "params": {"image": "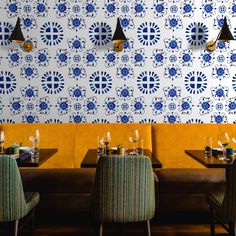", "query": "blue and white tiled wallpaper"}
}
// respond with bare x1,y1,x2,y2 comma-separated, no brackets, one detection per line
1,0,236,123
